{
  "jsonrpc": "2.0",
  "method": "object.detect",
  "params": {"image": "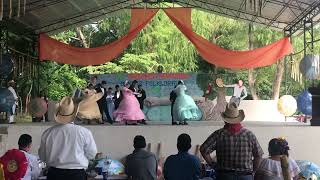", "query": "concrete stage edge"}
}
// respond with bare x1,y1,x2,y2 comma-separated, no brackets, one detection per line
0,122,318,164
